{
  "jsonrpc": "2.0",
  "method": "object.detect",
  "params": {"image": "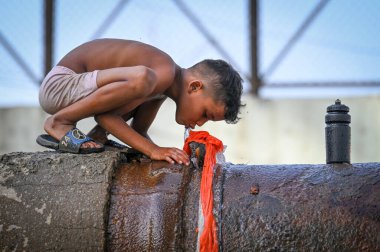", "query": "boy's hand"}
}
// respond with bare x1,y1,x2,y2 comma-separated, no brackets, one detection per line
150,147,190,165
